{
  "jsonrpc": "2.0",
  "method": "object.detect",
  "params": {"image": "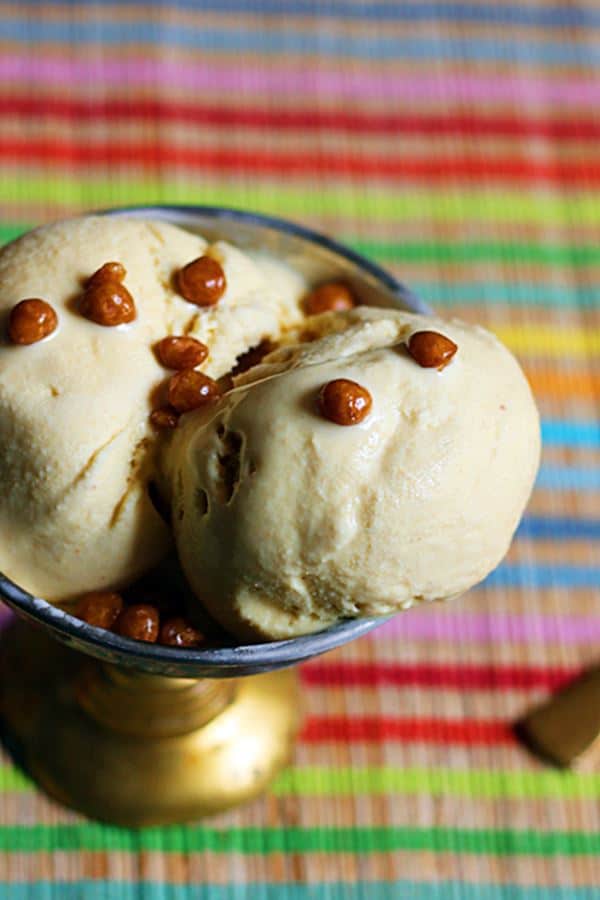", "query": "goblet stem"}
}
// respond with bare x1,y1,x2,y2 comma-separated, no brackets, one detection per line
77,664,237,737
0,622,301,826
